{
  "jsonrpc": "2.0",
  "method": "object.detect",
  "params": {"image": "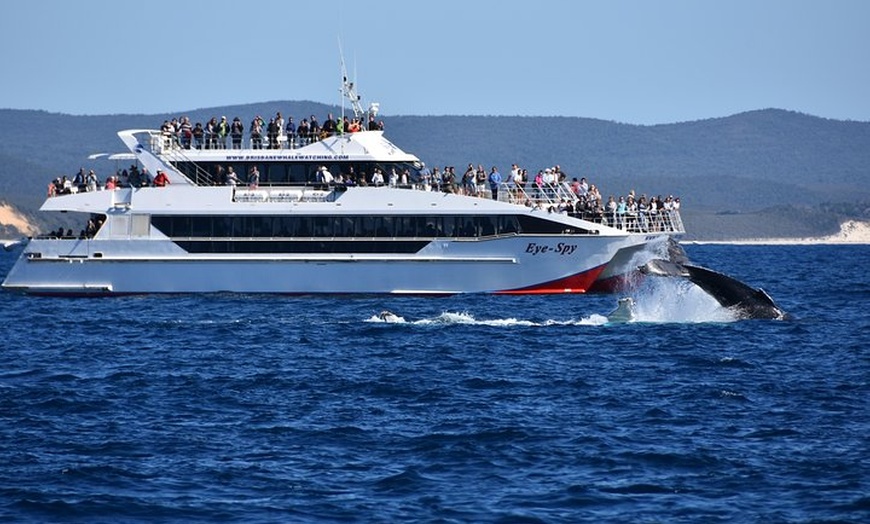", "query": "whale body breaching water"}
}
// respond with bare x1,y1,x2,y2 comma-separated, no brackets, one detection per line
638,258,788,320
